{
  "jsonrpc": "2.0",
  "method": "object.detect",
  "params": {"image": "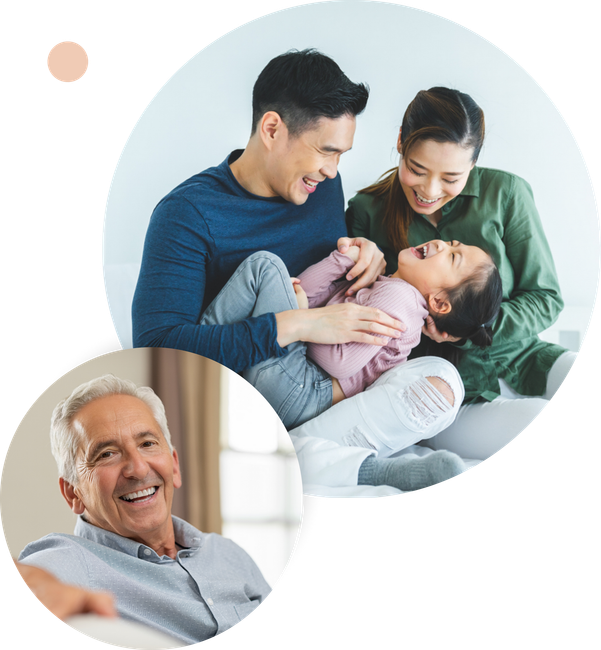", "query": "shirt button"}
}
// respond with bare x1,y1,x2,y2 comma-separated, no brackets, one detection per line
144,549,152,556
207,598,214,606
